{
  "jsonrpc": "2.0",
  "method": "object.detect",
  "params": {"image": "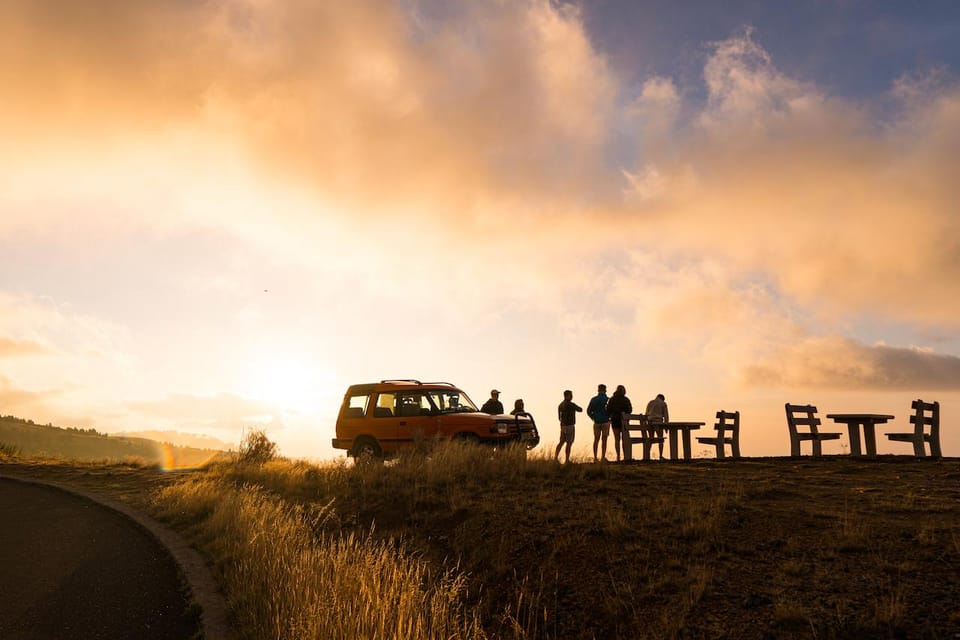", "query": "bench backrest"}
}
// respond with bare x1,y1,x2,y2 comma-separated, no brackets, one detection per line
715,410,740,437
785,403,821,435
622,413,647,432
910,399,940,438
